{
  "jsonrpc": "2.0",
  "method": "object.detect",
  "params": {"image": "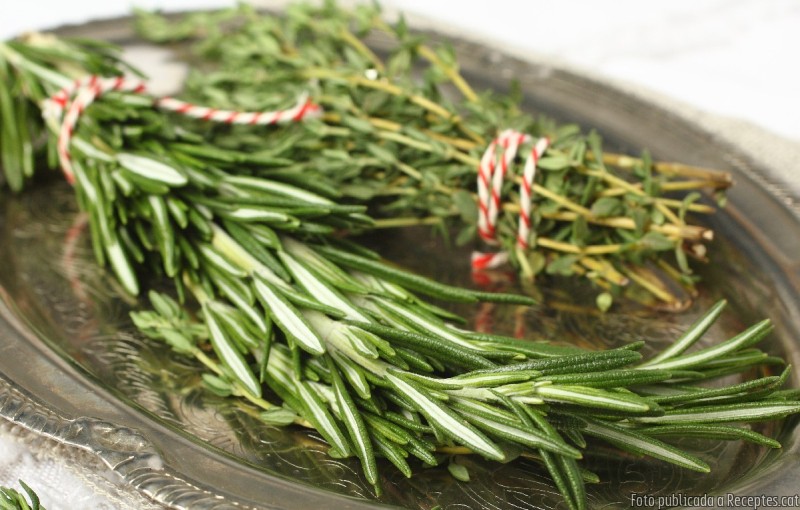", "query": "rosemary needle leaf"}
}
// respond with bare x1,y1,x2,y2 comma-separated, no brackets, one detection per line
278,250,369,322
542,369,673,388
540,450,579,510
346,321,495,370
649,376,781,404
557,454,587,510
373,434,413,478
641,299,727,366
534,385,654,413
477,348,641,377
19,480,42,510
317,245,534,305
457,408,582,459
643,319,773,371
449,371,541,388
259,407,299,426
642,424,782,448
329,350,372,400
252,272,325,355
327,358,378,486
202,303,261,397
294,378,352,457
385,373,505,462
584,420,710,473
117,153,188,187
633,402,800,424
